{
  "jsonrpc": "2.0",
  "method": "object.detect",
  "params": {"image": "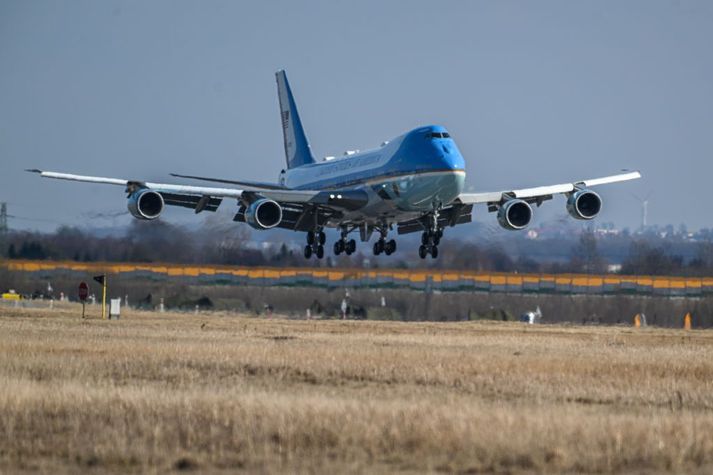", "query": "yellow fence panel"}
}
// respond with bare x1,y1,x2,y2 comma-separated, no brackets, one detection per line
5,260,713,295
